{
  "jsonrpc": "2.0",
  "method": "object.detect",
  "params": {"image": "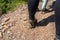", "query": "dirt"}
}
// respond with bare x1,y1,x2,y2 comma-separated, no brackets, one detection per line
0,0,56,40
